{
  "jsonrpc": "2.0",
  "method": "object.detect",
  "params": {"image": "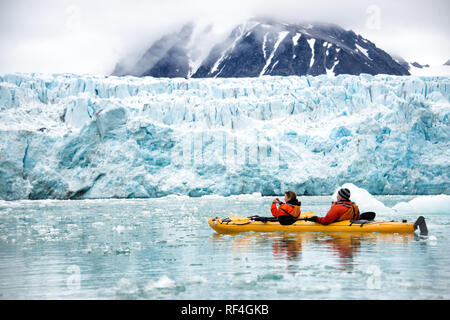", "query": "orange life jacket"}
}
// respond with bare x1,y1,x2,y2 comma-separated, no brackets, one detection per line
332,201,360,221
279,203,301,218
